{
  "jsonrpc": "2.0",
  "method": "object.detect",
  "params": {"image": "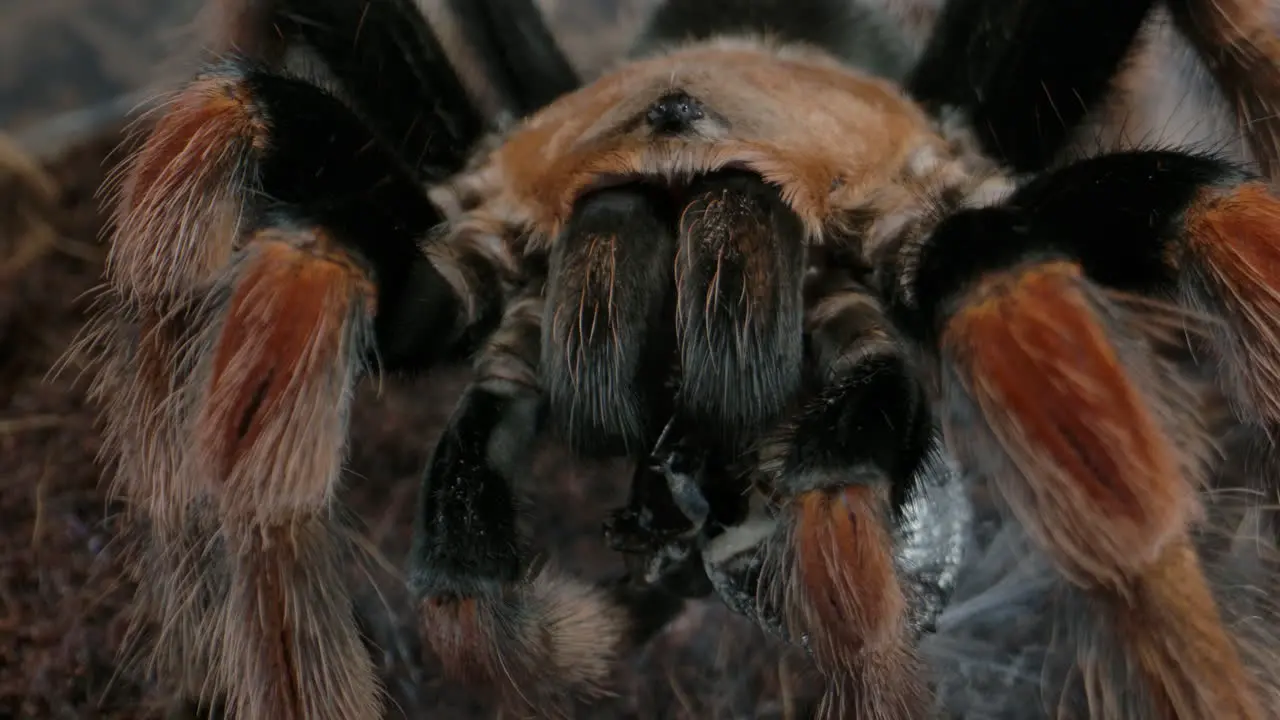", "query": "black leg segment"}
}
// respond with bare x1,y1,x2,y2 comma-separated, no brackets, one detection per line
269,0,487,180
907,0,1158,171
